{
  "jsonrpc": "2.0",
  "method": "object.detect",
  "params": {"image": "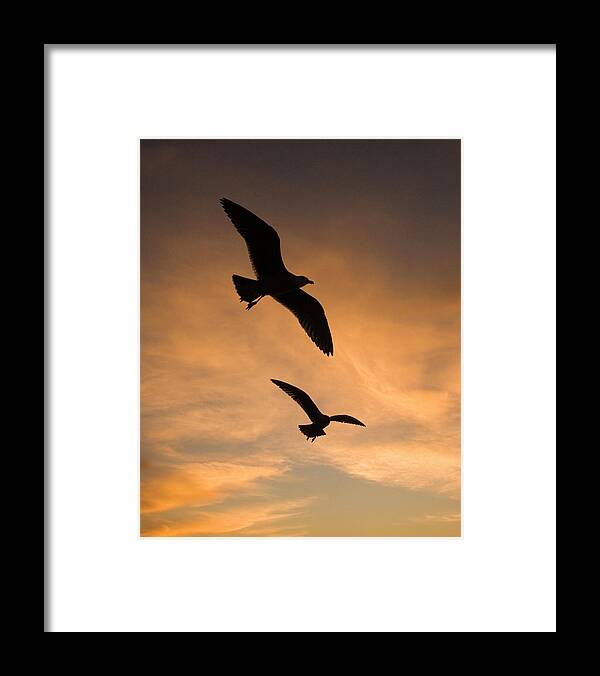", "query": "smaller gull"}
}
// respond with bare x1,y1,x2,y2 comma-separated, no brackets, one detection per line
271,379,366,442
